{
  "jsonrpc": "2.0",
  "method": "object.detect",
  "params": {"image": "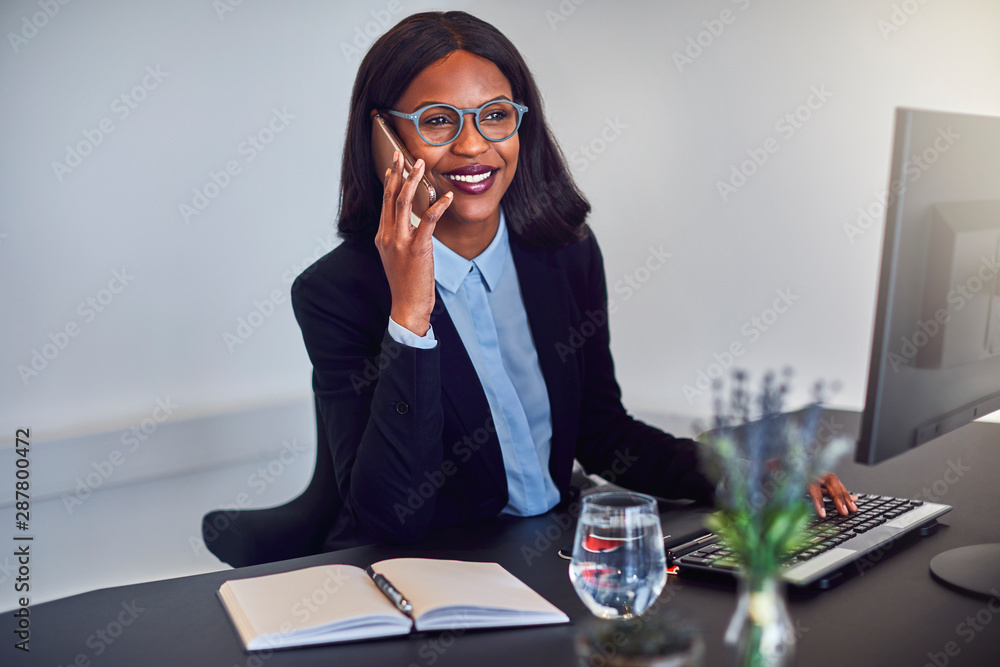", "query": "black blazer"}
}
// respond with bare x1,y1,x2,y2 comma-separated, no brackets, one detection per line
291,227,713,550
